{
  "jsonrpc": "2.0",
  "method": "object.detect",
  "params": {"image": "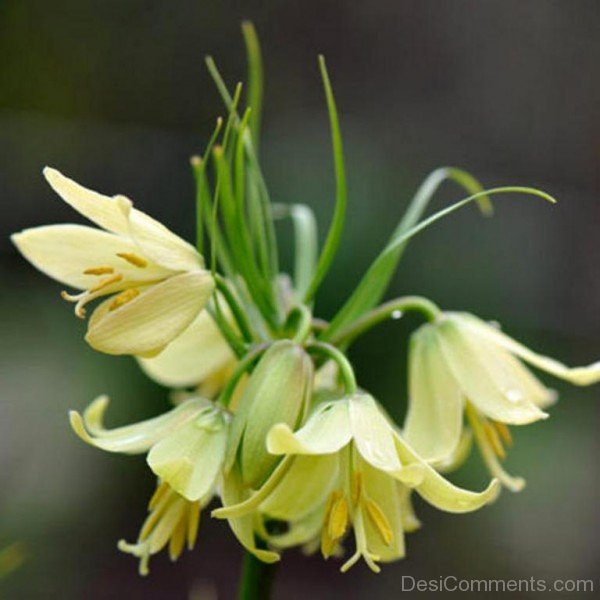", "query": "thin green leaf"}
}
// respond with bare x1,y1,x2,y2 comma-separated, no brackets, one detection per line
242,21,264,150
303,56,347,303
321,186,556,341
323,167,492,338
